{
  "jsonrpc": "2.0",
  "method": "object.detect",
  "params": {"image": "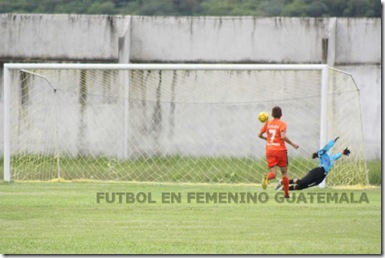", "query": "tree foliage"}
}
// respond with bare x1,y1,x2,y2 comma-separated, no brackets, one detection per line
0,0,380,17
